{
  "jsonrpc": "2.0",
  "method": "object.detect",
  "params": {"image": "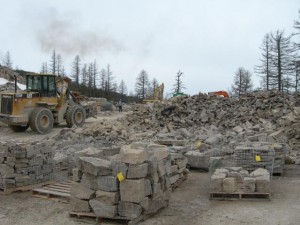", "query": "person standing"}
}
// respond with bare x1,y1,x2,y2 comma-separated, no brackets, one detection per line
118,99,123,112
